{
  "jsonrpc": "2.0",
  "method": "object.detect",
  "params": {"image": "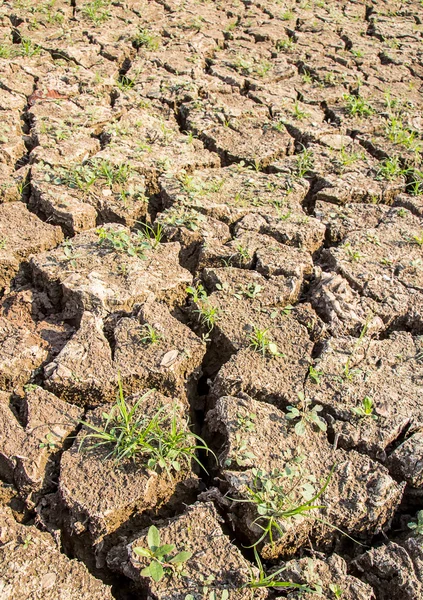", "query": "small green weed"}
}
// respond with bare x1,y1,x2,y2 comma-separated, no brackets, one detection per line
117,76,135,91
244,547,315,592
337,146,365,169
248,326,283,358
329,583,344,598
133,28,160,50
96,228,148,258
19,38,41,57
81,0,111,24
232,460,333,547
136,223,163,249
377,156,408,181
408,510,423,536
234,283,262,300
39,432,59,450
139,324,162,345
292,101,309,120
385,117,420,150
79,381,211,476
343,94,374,117
234,243,251,262
308,365,323,384
296,147,314,178
285,392,327,436
237,410,256,432
276,38,295,51
408,170,423,196
351,396,377,420
195,304,220,339
158,207,205,231
186,283,208,303
0,45,12,58
62,239,80,268
133,525,192,582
